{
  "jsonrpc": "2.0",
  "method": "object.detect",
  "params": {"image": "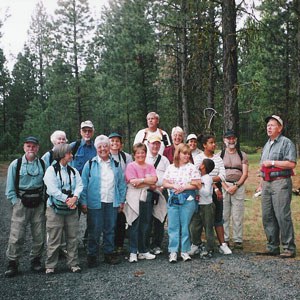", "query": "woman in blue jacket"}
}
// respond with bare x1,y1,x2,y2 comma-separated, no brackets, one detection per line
80,135,126,267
